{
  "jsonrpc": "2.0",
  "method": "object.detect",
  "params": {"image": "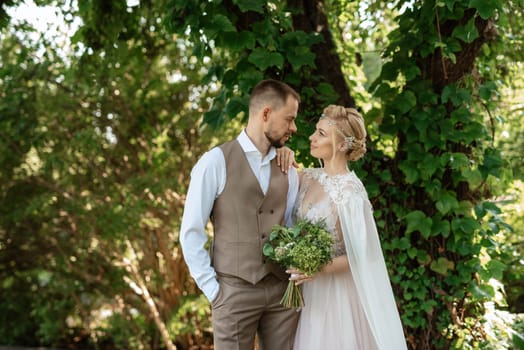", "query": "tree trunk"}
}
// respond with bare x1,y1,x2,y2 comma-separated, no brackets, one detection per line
288,0,355,108
424,8,498,92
